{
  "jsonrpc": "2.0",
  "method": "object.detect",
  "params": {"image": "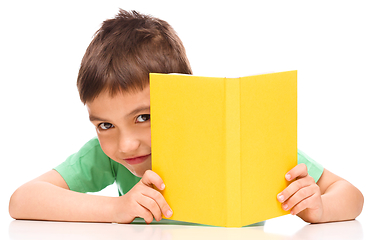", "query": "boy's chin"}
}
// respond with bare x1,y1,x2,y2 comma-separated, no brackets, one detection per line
129,162,152,178
130,169,147,178
131,170,144,178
